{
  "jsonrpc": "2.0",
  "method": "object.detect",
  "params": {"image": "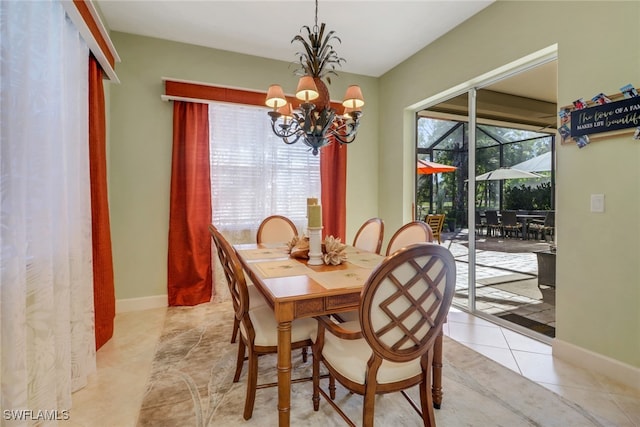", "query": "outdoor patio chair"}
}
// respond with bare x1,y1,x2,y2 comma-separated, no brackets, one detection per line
501,210,522,238
424,214,445,244
484,210,501,237
529,211,554,241
475,210,486,235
